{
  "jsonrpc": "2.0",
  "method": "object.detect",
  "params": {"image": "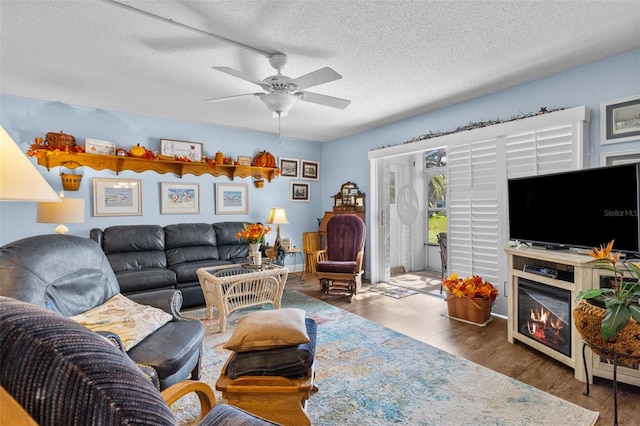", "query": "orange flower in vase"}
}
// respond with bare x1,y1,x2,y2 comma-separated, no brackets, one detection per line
236,223,272,245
